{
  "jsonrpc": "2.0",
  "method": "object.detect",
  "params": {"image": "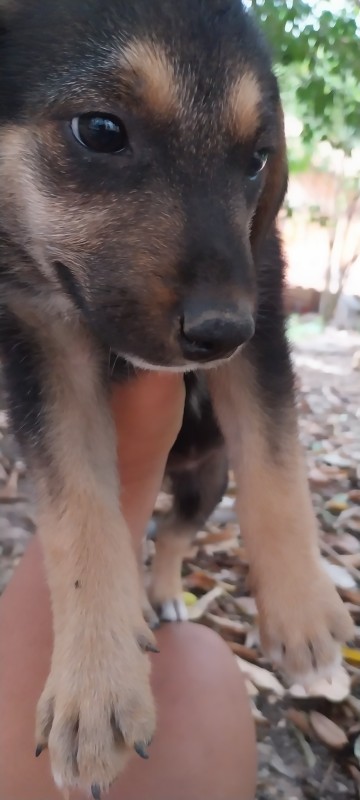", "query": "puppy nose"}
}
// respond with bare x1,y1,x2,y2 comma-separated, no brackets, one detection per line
180,308,255,363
